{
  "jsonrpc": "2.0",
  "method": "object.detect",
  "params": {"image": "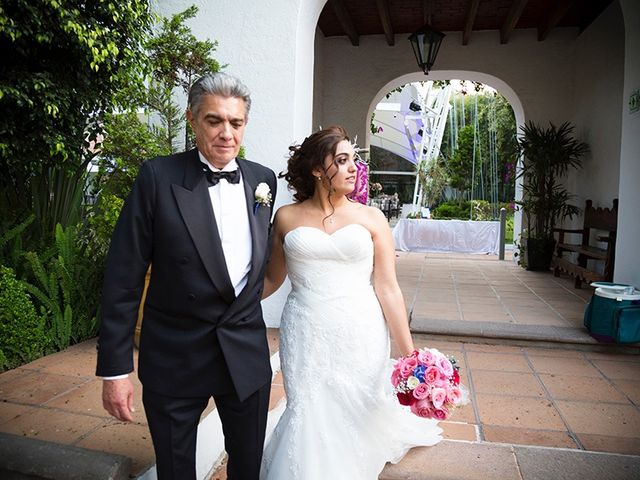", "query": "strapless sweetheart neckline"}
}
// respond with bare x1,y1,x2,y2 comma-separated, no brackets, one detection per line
283,223,370,242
